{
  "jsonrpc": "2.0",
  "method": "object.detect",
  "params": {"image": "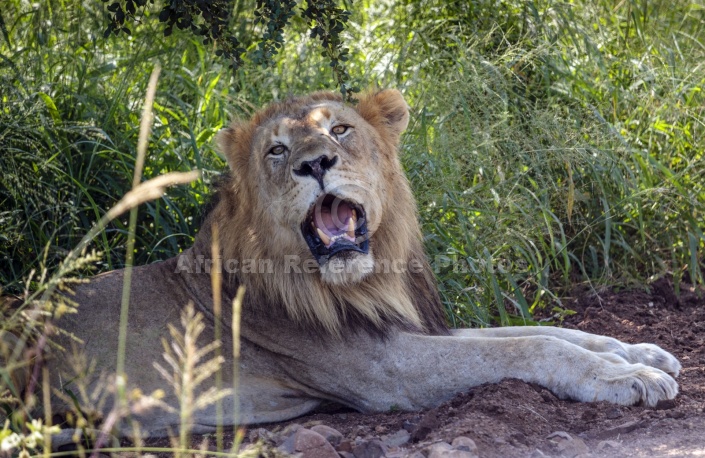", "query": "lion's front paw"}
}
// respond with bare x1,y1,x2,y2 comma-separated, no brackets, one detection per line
625,343,681,377
589,364,678,407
